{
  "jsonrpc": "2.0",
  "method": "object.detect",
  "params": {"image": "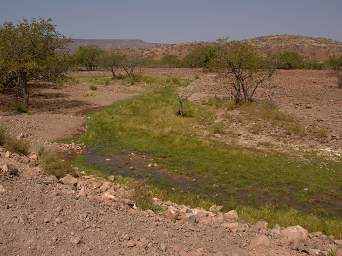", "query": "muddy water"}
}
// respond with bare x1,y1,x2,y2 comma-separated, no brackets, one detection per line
84,149,342,216
85,148,228,202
